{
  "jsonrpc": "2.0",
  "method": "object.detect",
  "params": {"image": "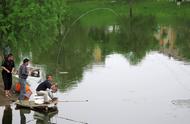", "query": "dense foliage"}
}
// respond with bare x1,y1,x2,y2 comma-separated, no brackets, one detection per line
0,0,67,53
